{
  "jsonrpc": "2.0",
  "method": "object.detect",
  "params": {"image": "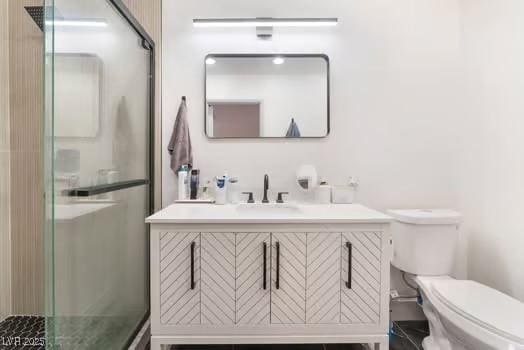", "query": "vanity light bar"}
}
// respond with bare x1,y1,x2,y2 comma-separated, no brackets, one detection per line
193,18,338,28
